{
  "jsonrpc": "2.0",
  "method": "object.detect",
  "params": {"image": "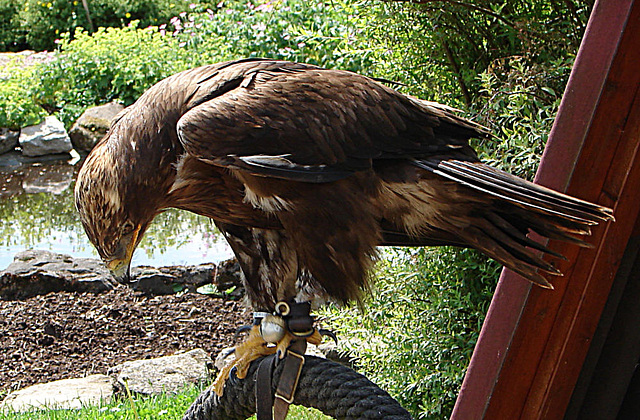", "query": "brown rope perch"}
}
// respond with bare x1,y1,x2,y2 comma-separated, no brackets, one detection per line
182,355,412,420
